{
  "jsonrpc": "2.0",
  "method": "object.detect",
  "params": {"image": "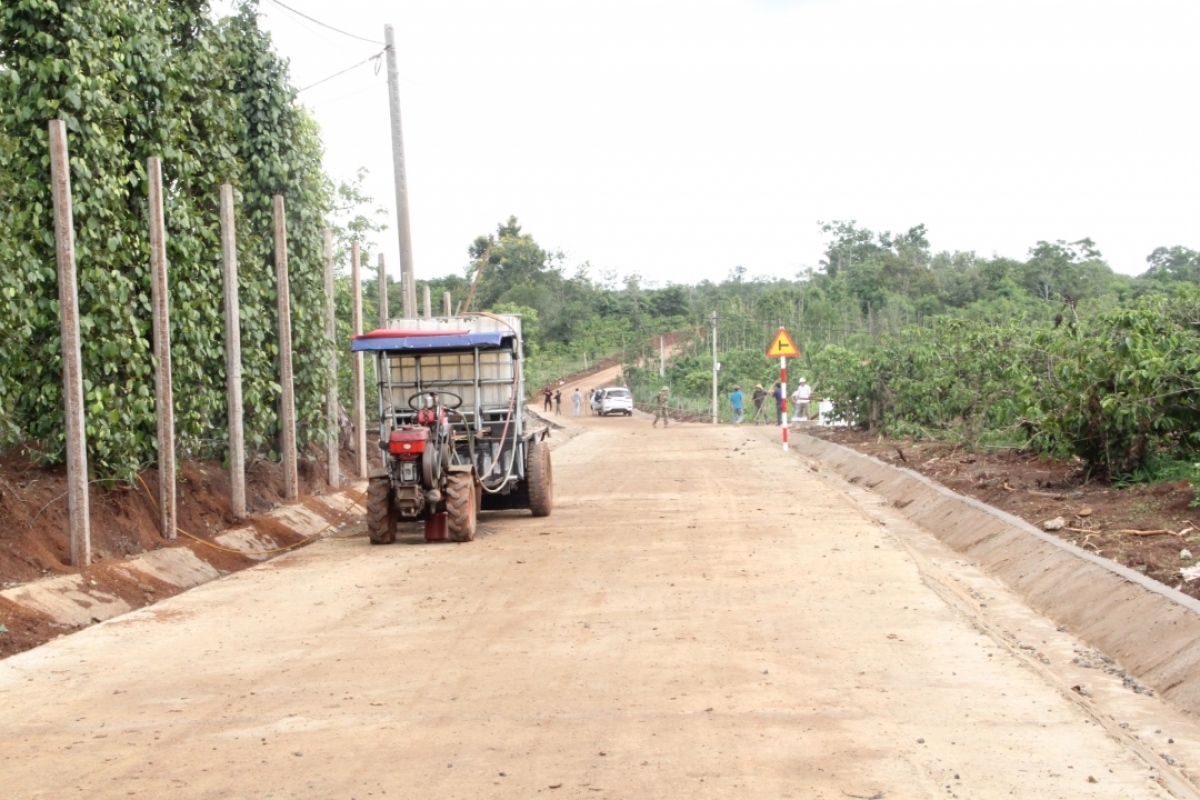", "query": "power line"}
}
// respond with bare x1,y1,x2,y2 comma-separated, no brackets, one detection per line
310,78,387,109
296,48,386,93
262,0,385,46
